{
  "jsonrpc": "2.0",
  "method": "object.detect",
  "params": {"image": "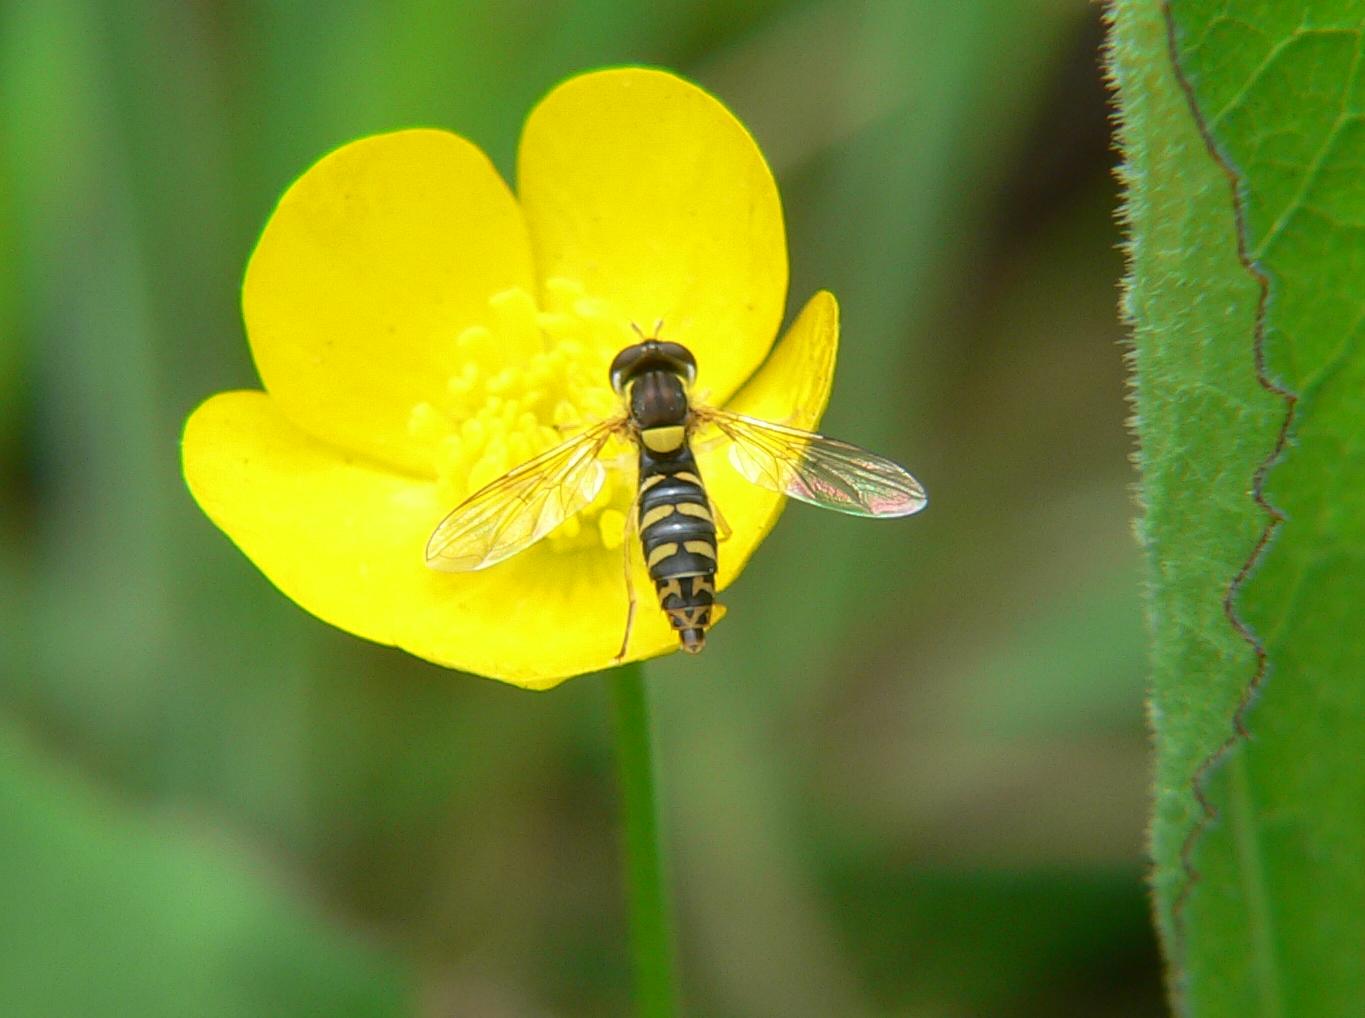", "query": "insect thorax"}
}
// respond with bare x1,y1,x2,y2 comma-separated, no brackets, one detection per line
628,370,690,457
